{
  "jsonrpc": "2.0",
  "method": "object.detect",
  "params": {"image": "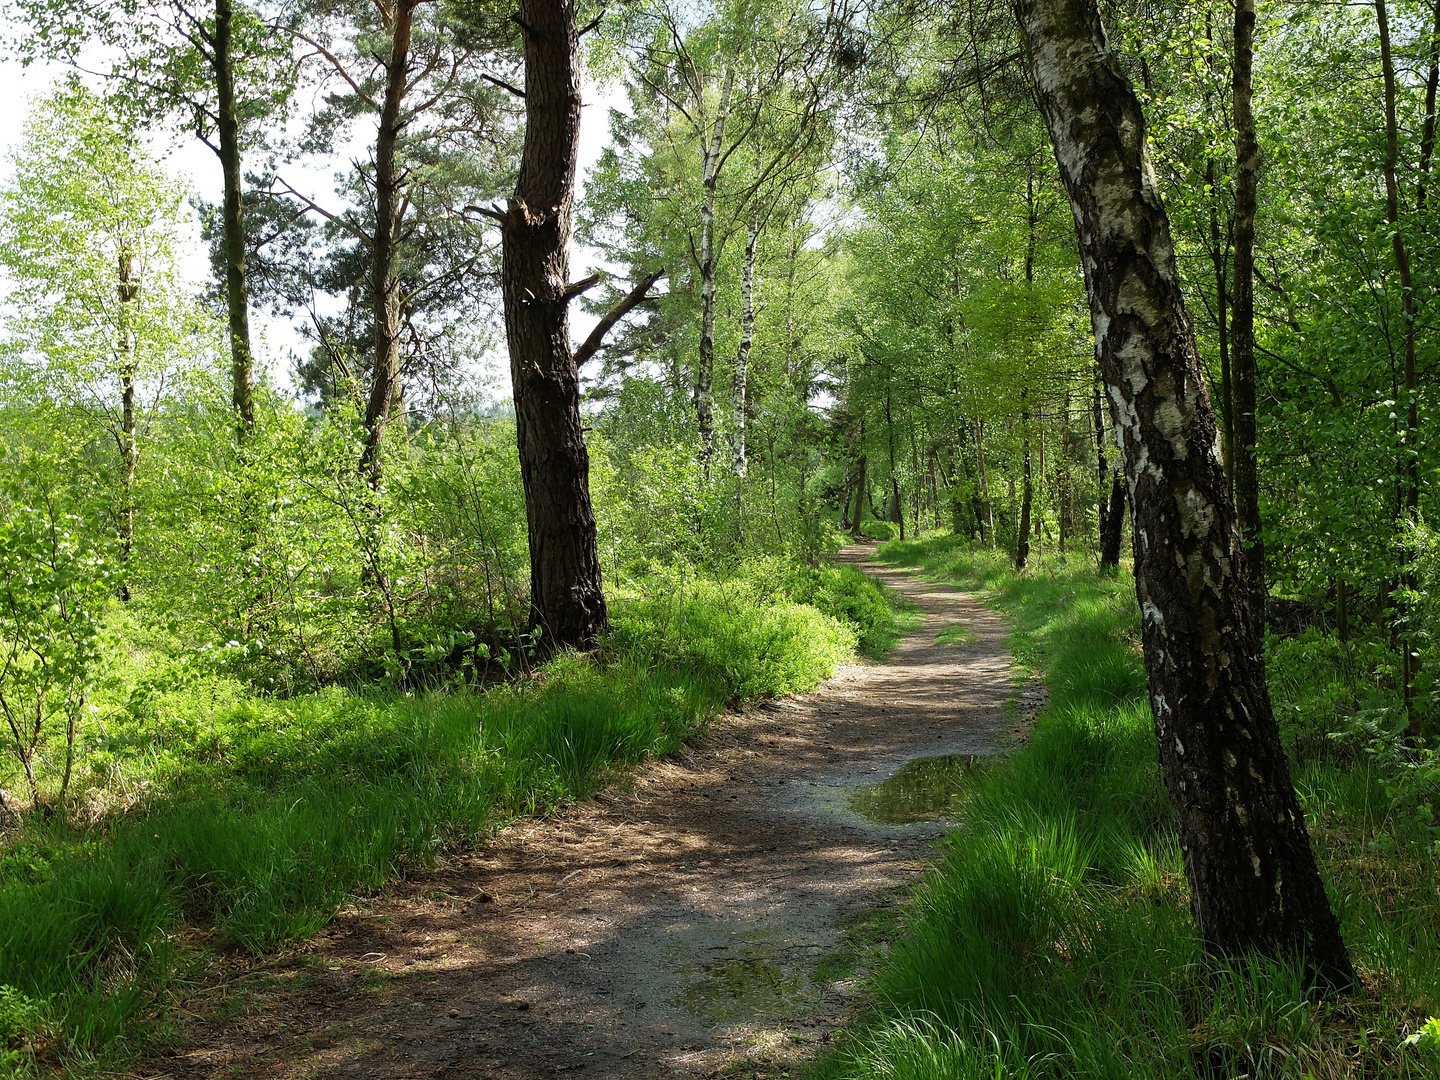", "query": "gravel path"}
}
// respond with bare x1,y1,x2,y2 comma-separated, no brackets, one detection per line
148,545,1030,1080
